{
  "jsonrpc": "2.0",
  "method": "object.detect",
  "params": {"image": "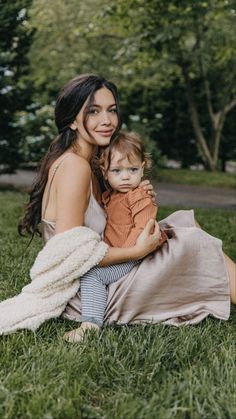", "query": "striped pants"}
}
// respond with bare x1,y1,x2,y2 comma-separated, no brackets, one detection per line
80,261,138,327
